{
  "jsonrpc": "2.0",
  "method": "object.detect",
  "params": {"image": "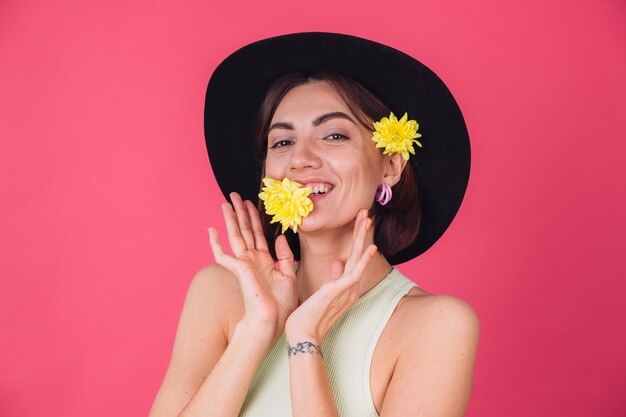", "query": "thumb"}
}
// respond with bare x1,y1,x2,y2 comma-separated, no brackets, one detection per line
275,234,295,276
